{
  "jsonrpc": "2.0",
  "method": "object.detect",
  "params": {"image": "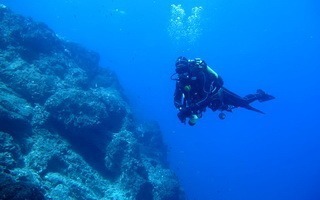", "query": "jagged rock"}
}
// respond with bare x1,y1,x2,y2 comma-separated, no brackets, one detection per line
31,104,50,128
135,122,168,163
62,41,100,76
90,67,121,89
106,130,158,199
0,4,61,61
0,59,60,102
119,158,152,199
22,129,113,199
45,88,127,133
0,132,22,168
44,173,100,200
0,5,185,200
104,133,129,176
150,168,184,200
0,83,32,133
23,130,70,175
